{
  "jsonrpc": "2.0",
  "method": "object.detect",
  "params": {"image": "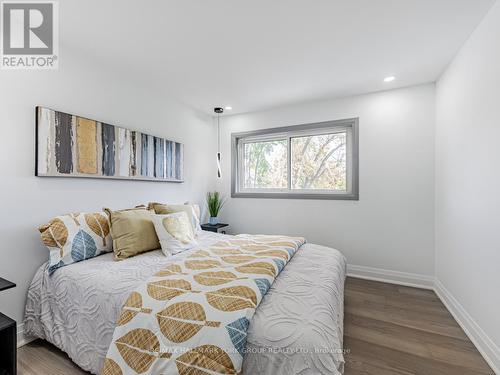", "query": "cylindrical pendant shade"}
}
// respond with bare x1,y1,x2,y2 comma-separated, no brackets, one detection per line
216,110,222,178
217,152,222,178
